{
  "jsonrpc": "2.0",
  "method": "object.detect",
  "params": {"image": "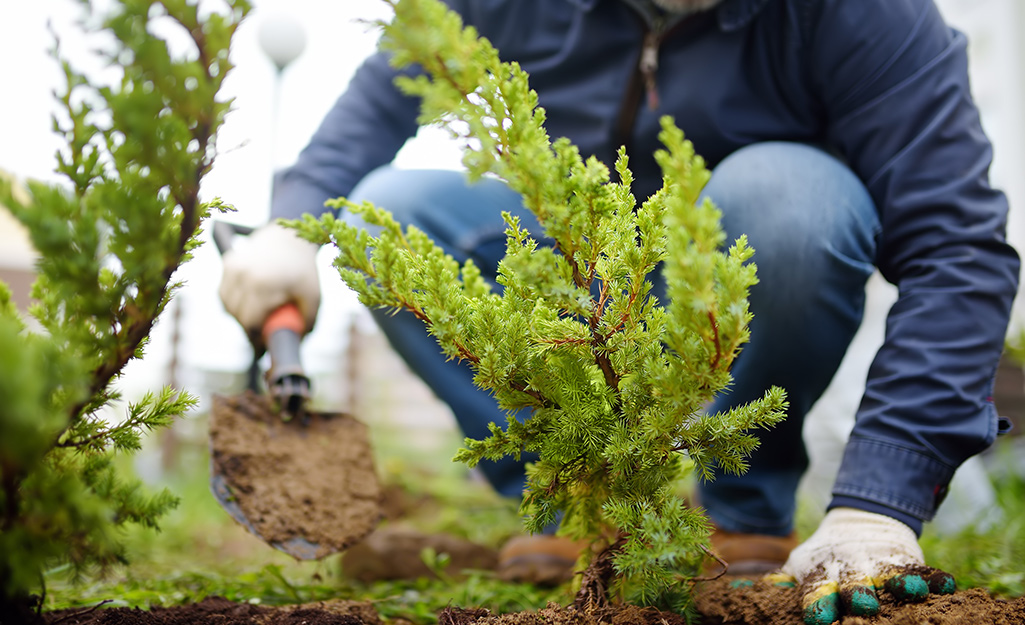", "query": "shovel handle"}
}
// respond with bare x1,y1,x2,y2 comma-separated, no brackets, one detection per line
262,303,305,343
262,303,310,418
212,220,254,256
